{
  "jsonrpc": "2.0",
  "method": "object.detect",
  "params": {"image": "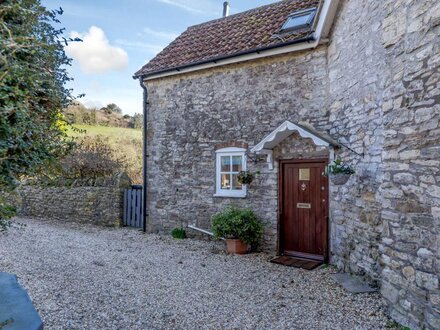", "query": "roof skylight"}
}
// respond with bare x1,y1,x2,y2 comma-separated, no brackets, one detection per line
280,8,317,33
